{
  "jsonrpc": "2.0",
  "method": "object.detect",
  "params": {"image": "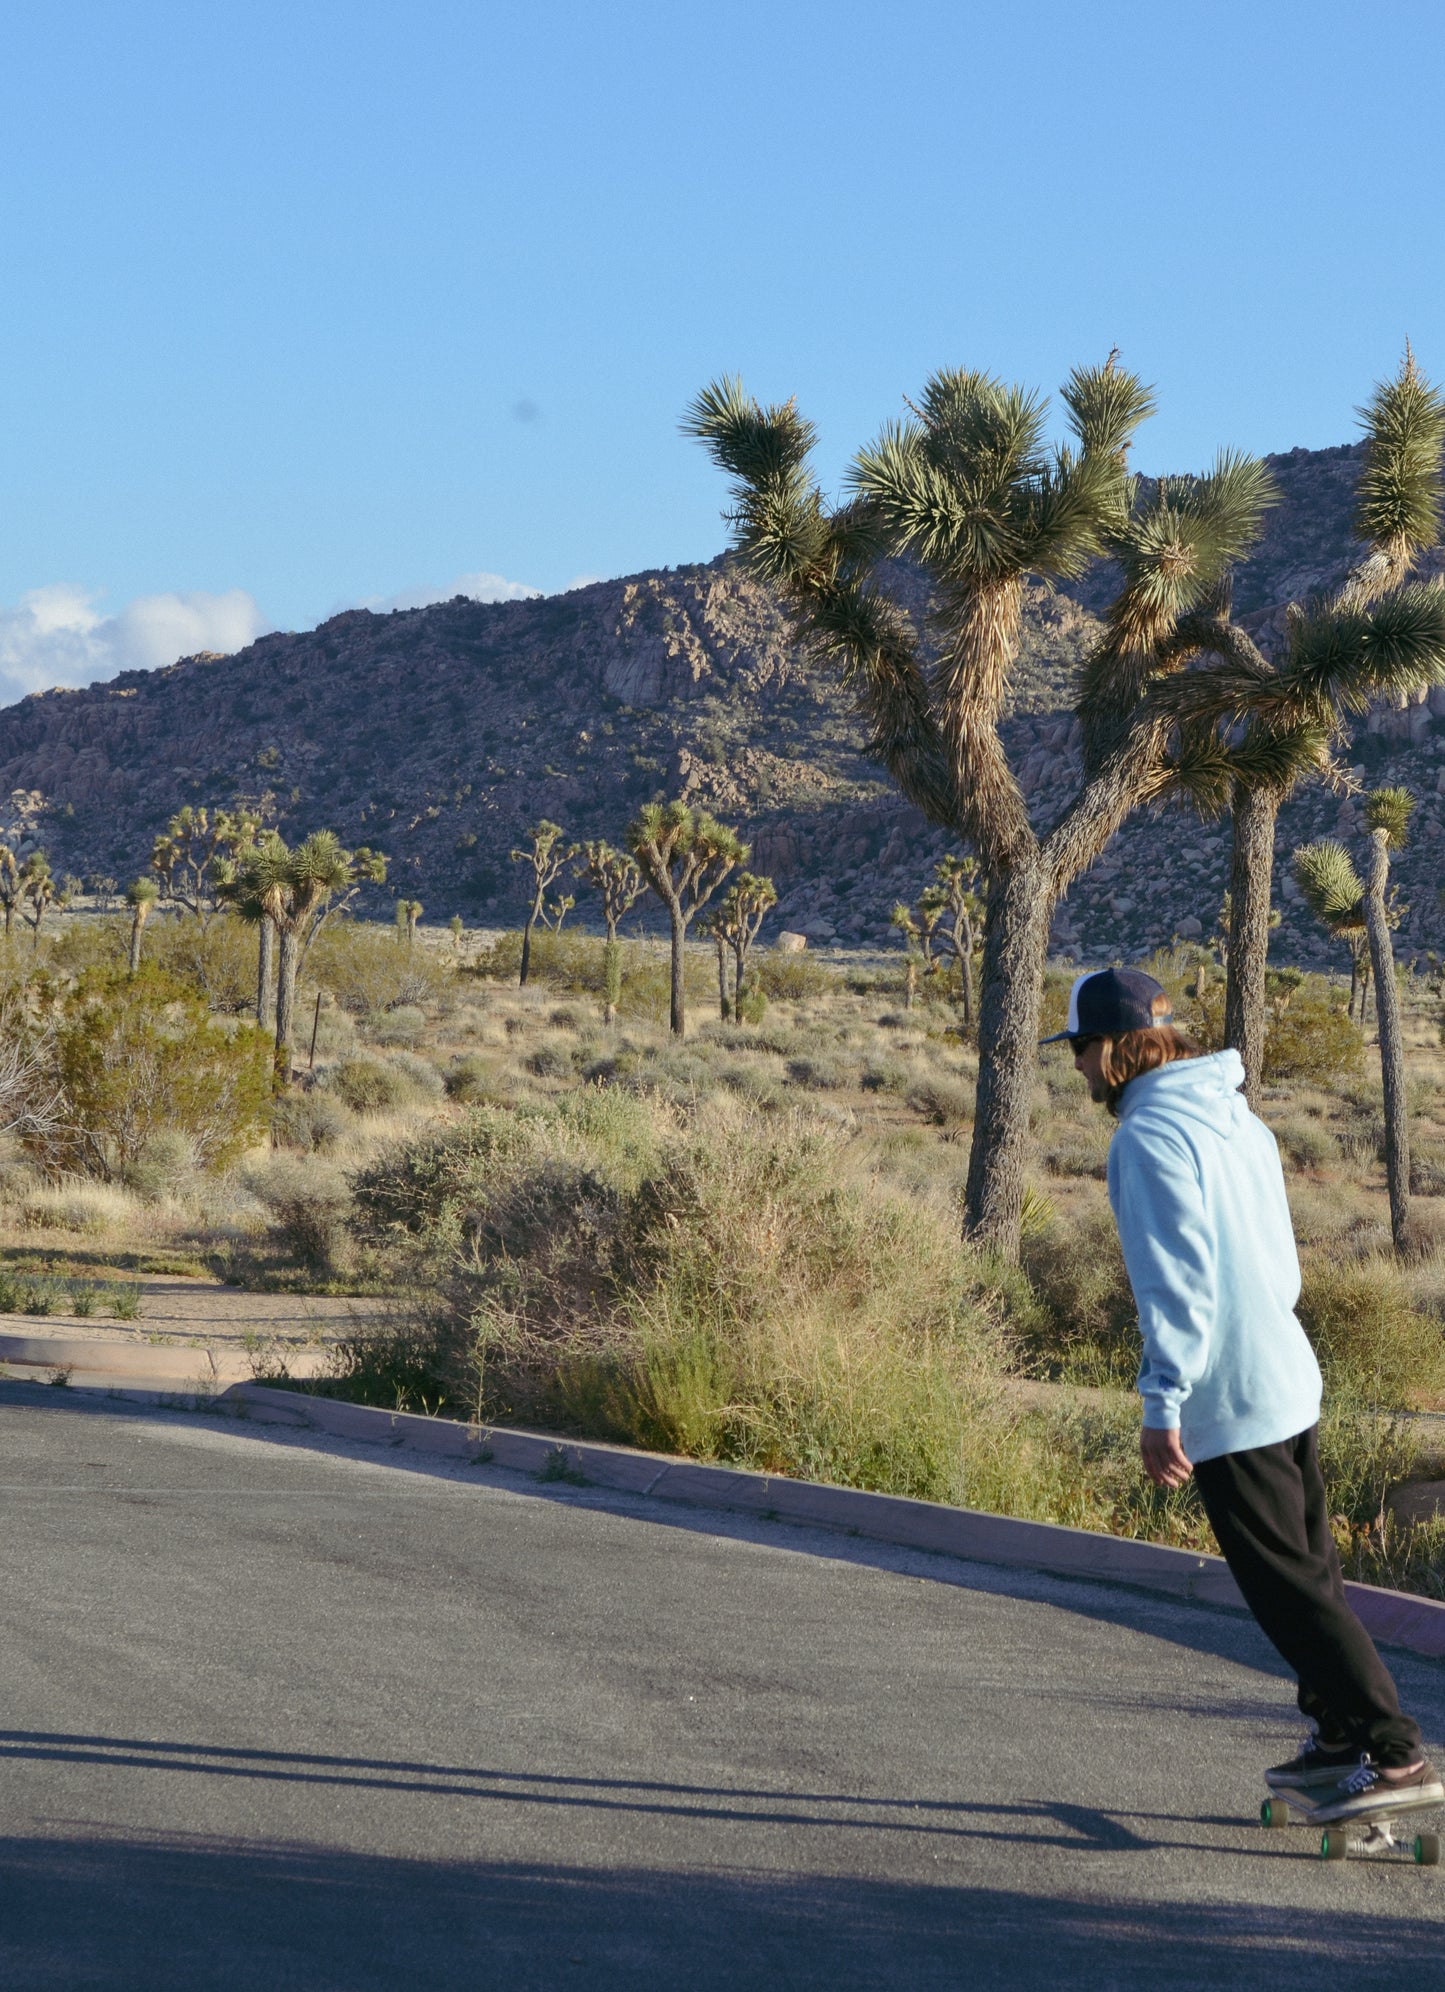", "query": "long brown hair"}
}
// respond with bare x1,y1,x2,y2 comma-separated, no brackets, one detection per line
1099,1025,1203,1116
